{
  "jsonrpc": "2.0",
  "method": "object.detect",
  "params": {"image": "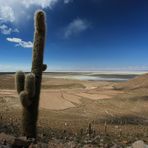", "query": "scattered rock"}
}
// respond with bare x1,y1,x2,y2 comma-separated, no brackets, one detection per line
132,140,148,148
0,132,15,144
12,137,29,147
